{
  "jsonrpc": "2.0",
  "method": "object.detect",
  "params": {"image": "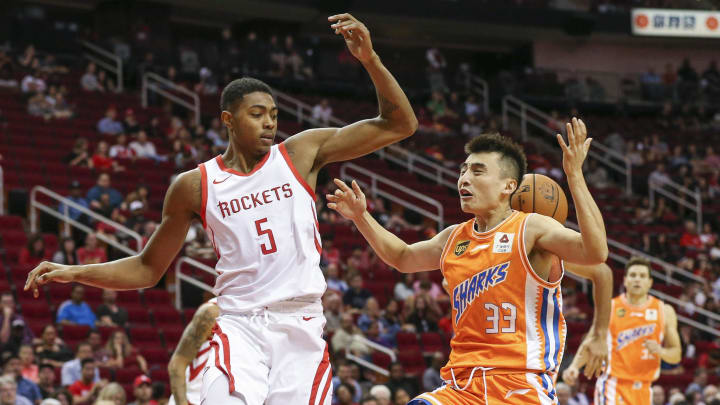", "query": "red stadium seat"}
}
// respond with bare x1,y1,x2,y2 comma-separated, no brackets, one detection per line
396,350,426,377
396,332,421,351
420,332,445,354
140,347,170,366
371,351,392,370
